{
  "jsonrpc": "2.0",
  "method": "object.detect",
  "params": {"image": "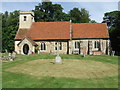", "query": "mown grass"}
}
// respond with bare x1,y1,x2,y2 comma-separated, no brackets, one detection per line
60,54,118,65
3,71,118,88
3,54,118,69
2,54,119,88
